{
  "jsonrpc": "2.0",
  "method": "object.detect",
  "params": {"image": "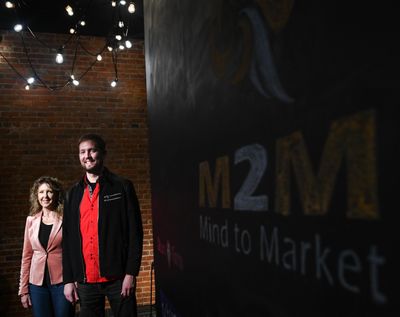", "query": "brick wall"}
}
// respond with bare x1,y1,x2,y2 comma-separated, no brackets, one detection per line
0,30,154,316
